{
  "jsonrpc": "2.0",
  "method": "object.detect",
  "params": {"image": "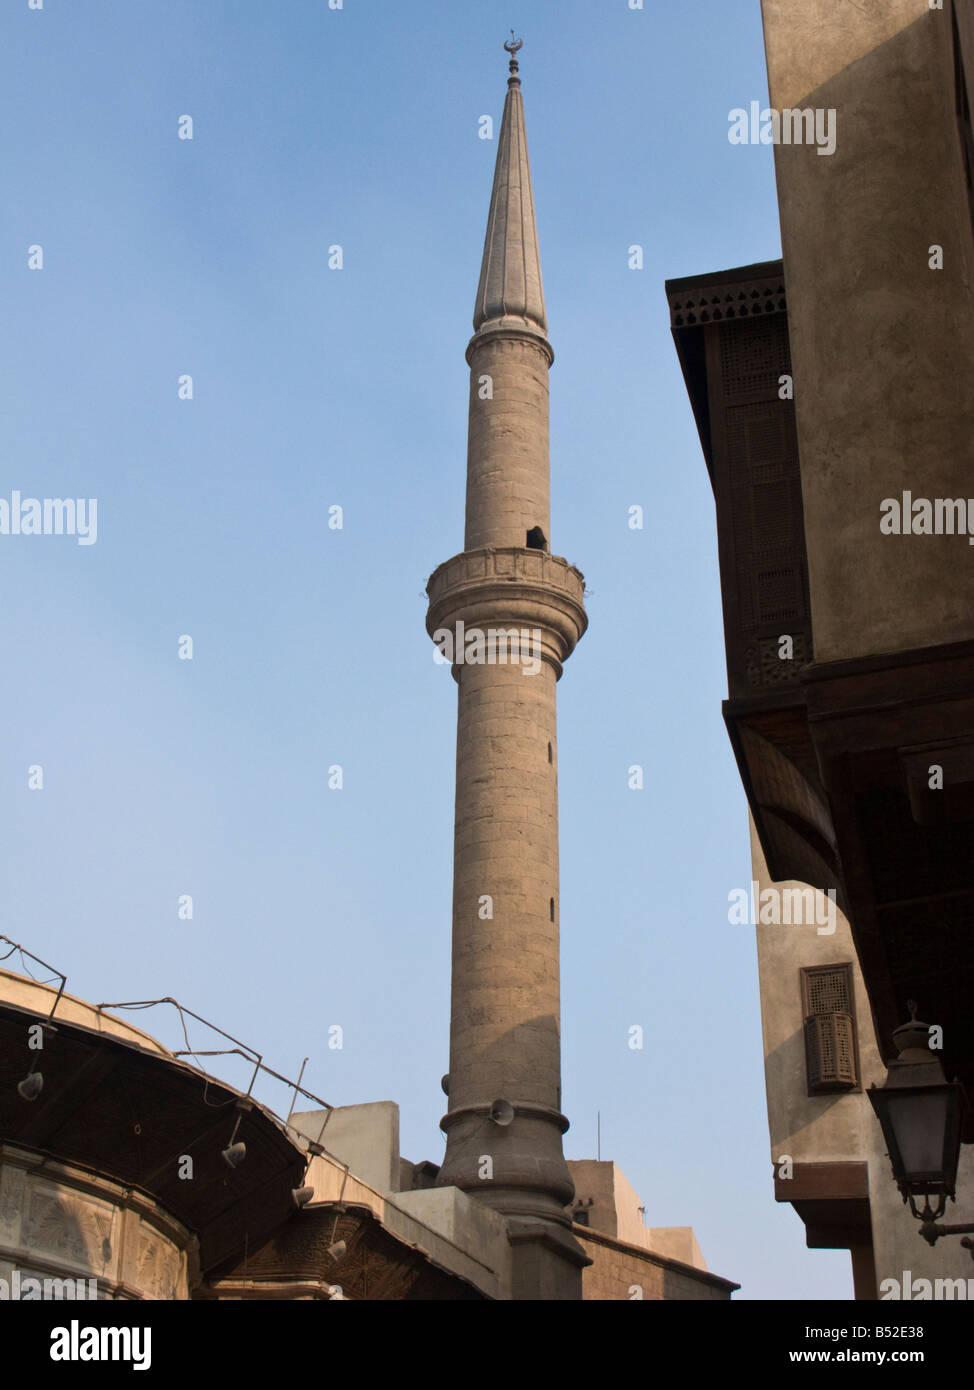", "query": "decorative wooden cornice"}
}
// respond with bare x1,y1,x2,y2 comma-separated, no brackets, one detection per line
666,261,788,329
